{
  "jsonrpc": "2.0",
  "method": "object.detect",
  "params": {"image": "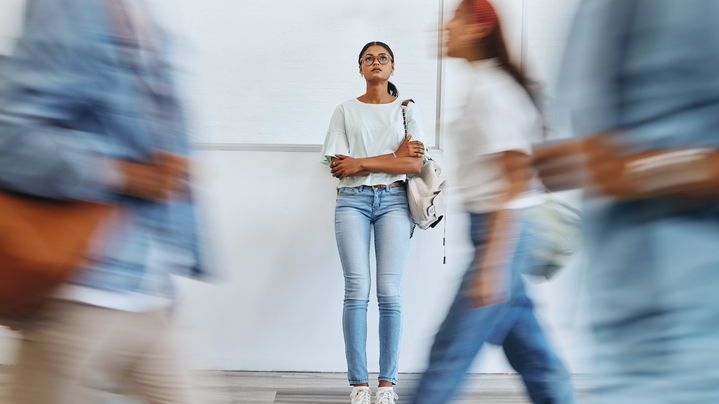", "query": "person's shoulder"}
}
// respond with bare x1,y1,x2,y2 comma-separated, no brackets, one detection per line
27,0,95,21
336,98,378,115
472,68,535,110
24,0,104,40
329,99,358,119
471,66,514,94
336,98,361,110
